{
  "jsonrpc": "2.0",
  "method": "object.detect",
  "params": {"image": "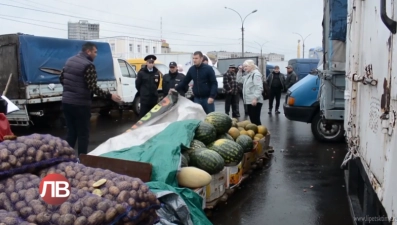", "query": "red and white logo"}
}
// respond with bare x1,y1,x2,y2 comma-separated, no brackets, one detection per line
39,174,71,205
